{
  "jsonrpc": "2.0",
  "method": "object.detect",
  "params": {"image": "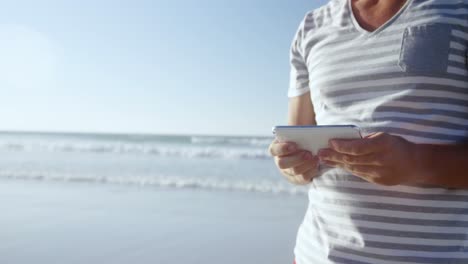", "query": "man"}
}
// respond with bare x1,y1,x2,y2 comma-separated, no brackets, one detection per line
269,0,468,263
